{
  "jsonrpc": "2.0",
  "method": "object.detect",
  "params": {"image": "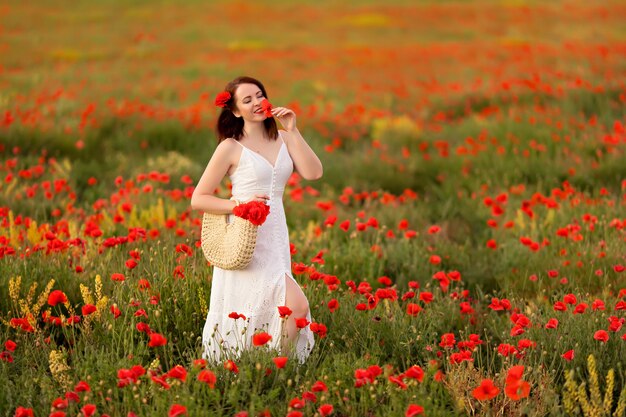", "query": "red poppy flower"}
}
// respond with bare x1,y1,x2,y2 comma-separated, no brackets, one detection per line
110,305,121,318
224,360,239,373
593,330,609,343
439,333,456,348
289,397,305,409
52,397,68,409
497,343,517,357
406,303,422,316
402,291,416,301
545,318,559,329
562,350,575,361
389,375,407,389
48,290,68,307
434,370,445,382
5,340,17,352
81,304,97,316
168,404,187,417
193,359,207,369
14,407,34,417
252,332,272,346
447,270,462,281
563,294,577,305
111,273,125,282
419,292,433,303
278,306,293,318
311,380,328,392
472,379,500,401
260,99,273,117
148,333,167,347
125,259,138,269
228,312,246,320
166,365,187,382
310,322,327,338
273,356,288,369
151,374,170,390
214,91,231,108
198,369,217,388
506,365,525,384
405,404,425,417
295,318,310,329
505,380,530,401
318,404,334,416
74,381,90,392
405,365,424,382
64,391,78,404
327,299,339,312
608,316,624,332
81,404,96,417
488,298,511,311
135,322,150,334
